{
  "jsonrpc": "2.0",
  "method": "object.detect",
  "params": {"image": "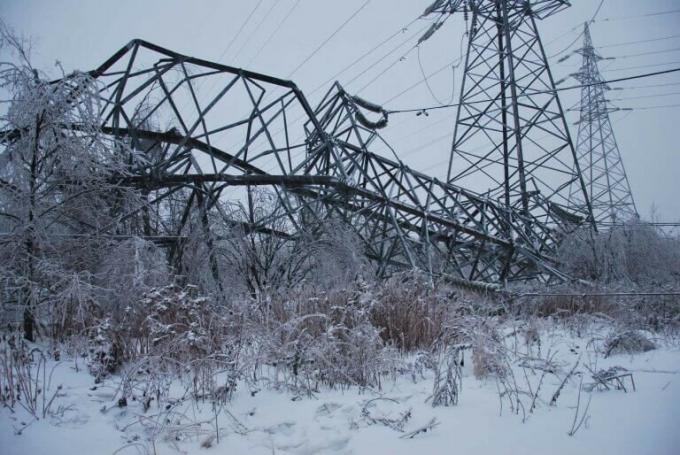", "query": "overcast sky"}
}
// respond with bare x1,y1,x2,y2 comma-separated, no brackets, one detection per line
2,0,679,221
